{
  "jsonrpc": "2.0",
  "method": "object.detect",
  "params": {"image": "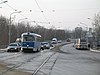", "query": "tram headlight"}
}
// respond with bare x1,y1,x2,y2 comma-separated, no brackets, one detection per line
27,45,29,47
